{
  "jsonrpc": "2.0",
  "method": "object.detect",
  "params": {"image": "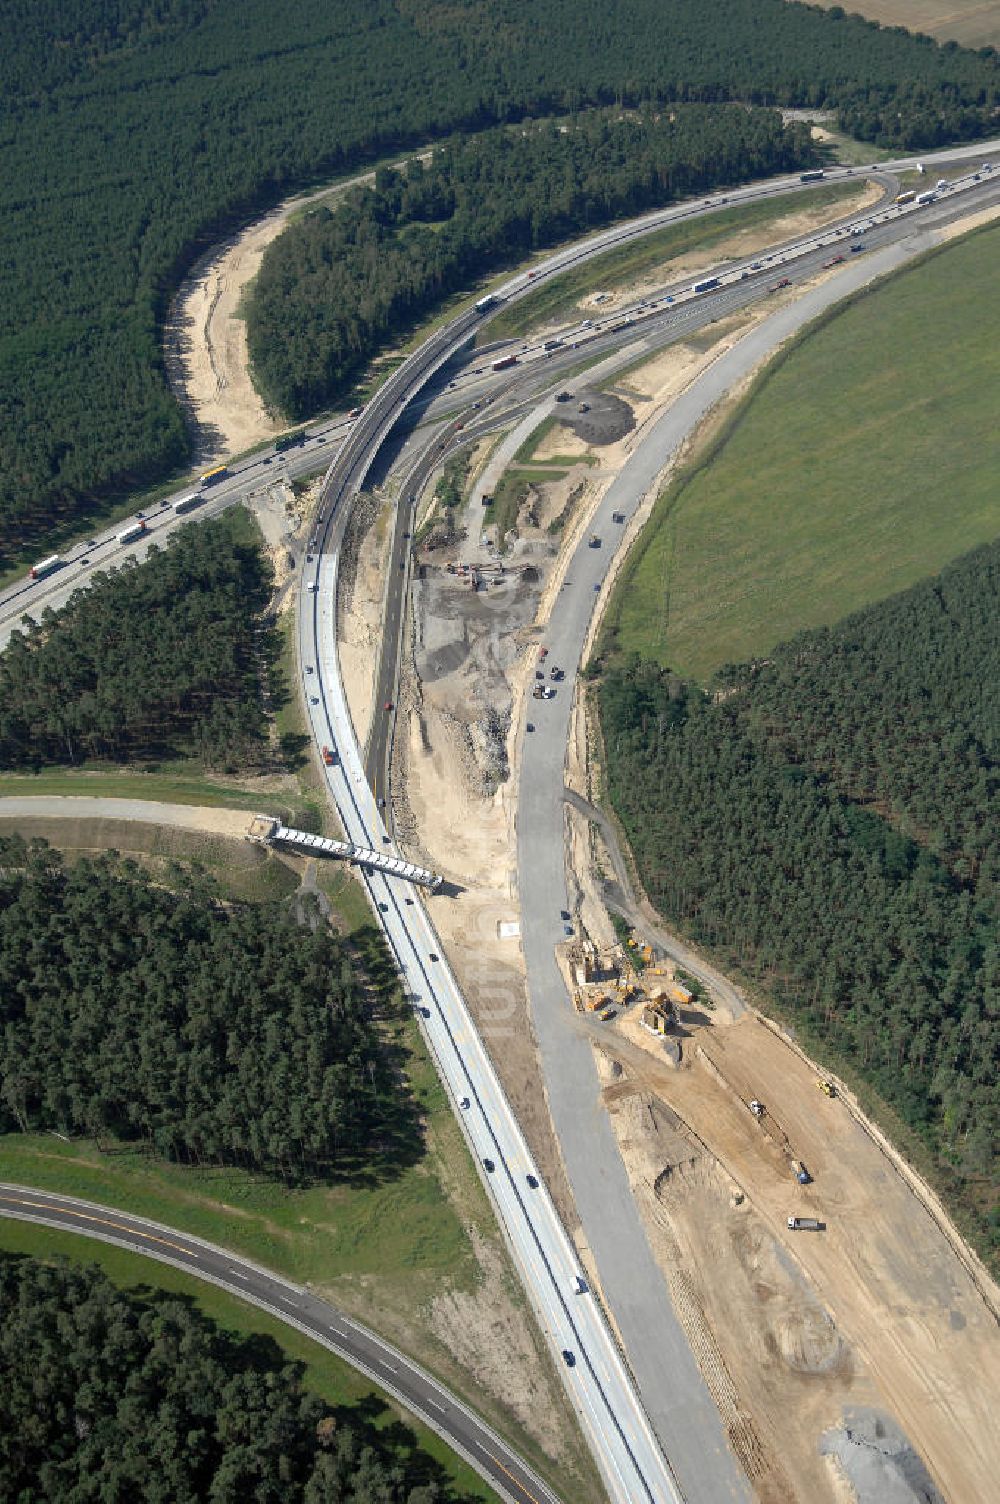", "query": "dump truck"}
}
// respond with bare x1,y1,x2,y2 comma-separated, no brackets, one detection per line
792,1160,812,1185
787,1217,823,1231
